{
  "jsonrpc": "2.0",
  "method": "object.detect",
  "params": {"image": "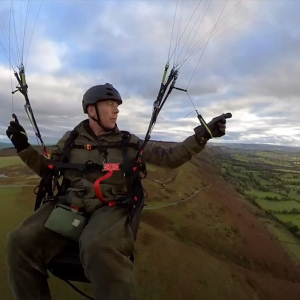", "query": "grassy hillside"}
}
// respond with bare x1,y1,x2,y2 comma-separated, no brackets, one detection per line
0,144,300,300
213,146,300,245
